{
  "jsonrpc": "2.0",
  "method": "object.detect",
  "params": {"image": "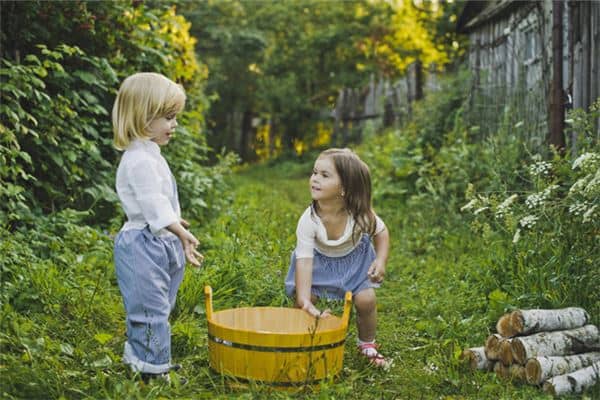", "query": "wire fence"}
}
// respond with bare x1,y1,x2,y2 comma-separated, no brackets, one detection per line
467,75,549,150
